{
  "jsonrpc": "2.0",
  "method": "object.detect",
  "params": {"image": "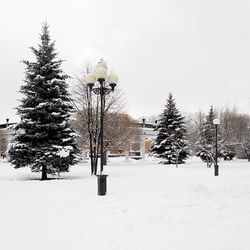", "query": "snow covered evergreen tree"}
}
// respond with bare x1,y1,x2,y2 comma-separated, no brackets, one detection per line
195,106,236,165
9,23,79,180
151,93,190,165
195,106,217,166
